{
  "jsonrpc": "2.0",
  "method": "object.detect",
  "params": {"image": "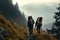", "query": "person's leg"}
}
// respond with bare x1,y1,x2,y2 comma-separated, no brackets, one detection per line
39,27,40,34
37,26,39,33
39,26,41,34
37,26,40,34
29,28,31,36
31,28,33,36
